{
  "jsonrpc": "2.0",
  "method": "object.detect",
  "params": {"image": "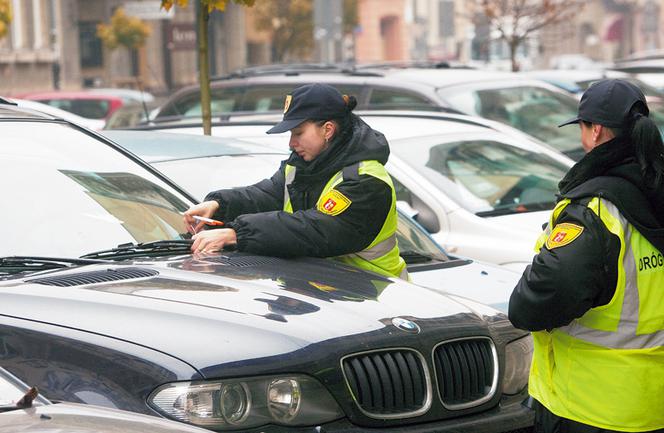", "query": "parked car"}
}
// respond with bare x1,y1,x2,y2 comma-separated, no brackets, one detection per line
88,87,156,104
103,129,521,311
0,100,534,432
147,64,584,159
16,91,124,120
104,101,160,129
0,367,209,432
610,58,664,91
128,111,573,270
9,98,106,130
